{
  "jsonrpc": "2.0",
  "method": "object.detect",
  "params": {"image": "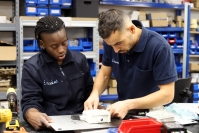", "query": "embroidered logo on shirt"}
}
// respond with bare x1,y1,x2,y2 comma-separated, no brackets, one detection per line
44,80,58,85
112,58,119,64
